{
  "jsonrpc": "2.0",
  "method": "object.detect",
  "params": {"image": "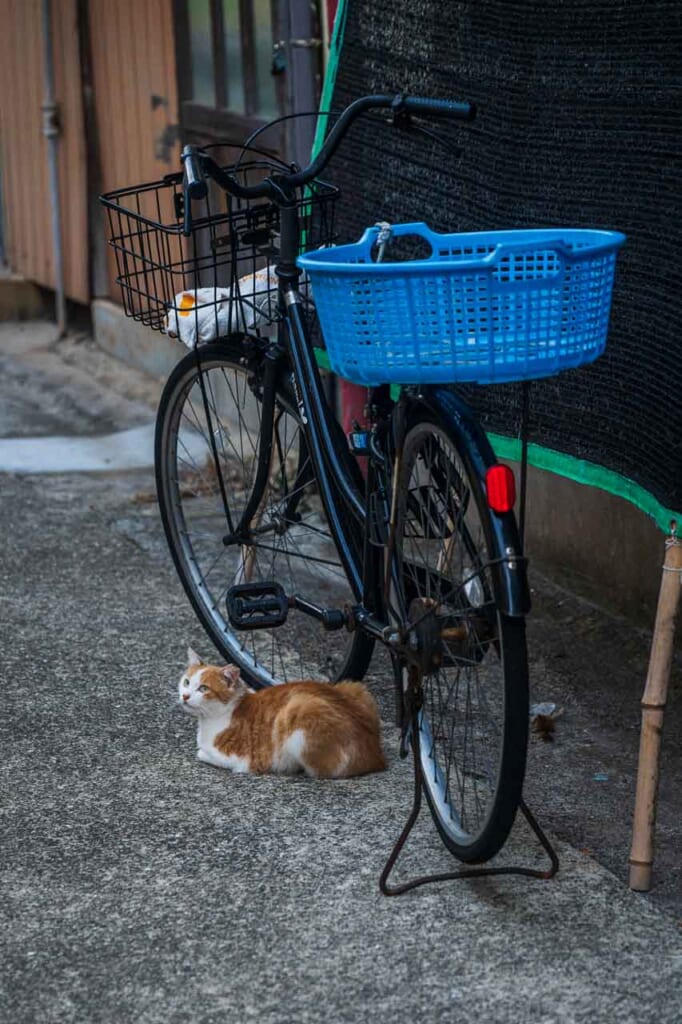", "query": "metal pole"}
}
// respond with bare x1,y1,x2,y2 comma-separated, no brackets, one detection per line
284,0,320,168
519,379,531,550
41,0,67,337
